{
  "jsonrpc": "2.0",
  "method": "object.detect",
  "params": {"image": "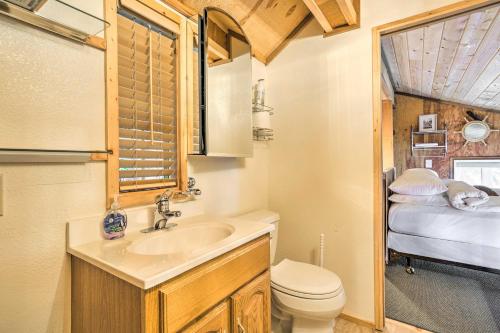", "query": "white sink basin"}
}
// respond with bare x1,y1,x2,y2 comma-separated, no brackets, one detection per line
127,222,235,256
